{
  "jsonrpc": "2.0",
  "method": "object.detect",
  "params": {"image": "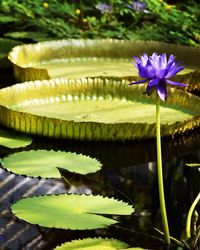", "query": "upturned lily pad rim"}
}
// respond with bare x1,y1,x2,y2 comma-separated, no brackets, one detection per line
9,39,200,67
8,39,200,84
0,77,199,141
